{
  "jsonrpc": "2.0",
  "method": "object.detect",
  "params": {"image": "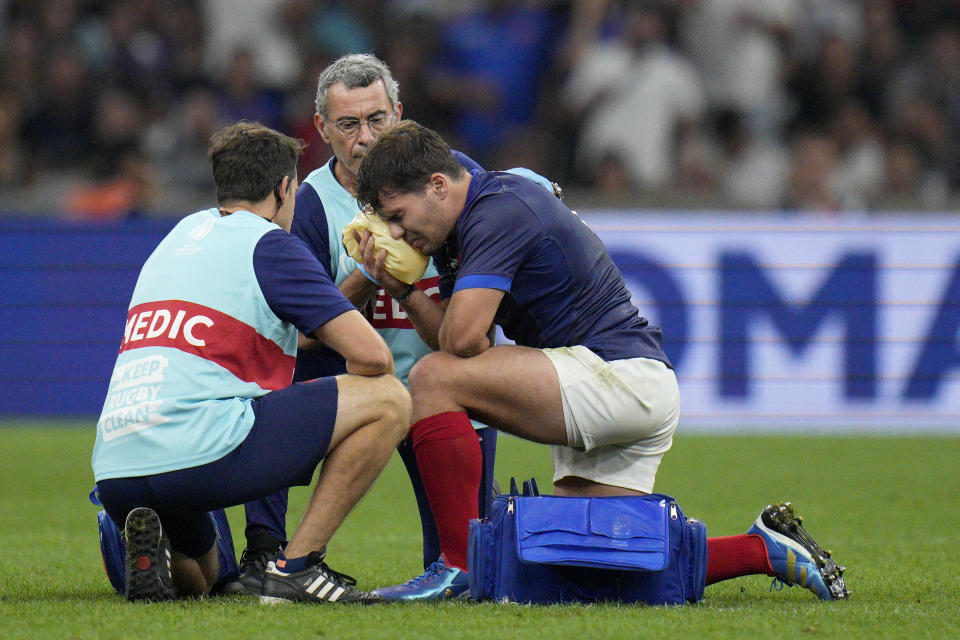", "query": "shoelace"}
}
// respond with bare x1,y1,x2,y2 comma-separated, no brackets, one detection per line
239,548,273,572
317,562,358,587
769,577,793,592
404,561,452,587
